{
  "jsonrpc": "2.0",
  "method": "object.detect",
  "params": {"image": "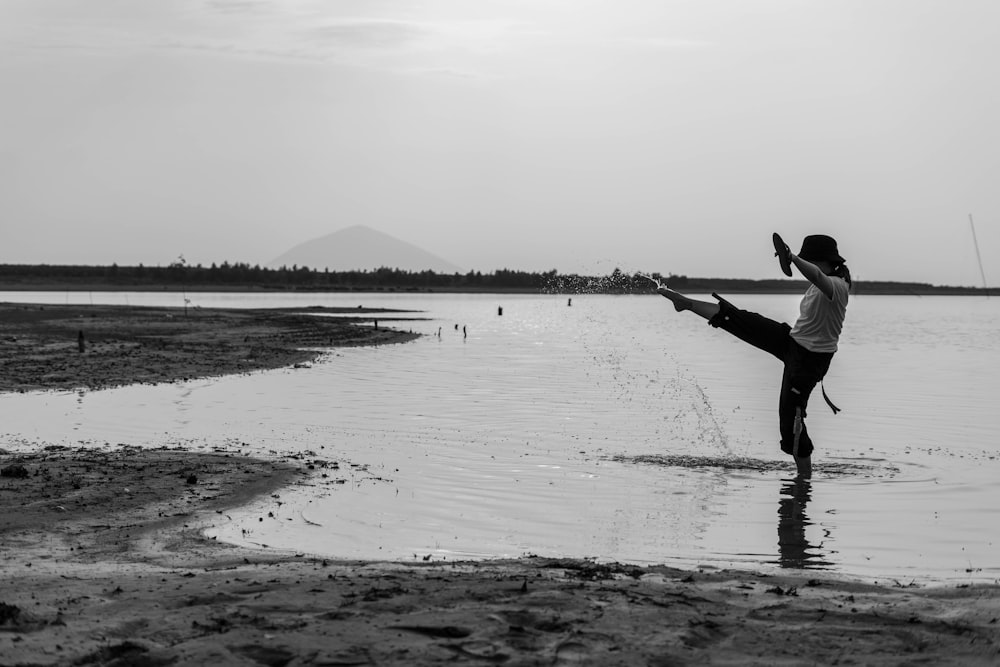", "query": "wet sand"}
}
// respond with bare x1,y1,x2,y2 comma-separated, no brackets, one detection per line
0,302,419,393
2,303,998,665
